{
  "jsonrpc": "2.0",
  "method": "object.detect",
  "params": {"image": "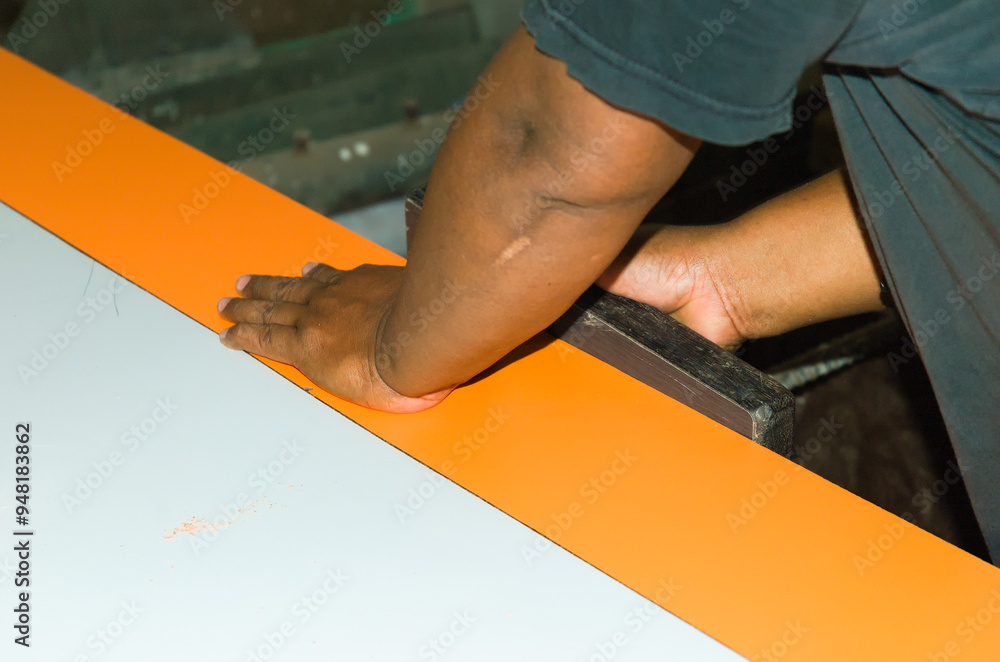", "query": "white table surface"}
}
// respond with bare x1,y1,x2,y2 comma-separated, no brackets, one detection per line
0,203,744,661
